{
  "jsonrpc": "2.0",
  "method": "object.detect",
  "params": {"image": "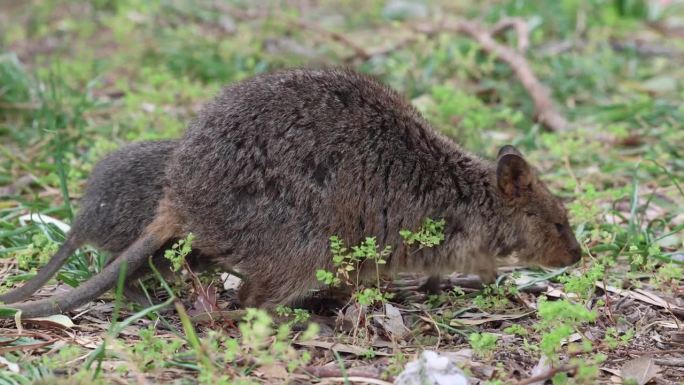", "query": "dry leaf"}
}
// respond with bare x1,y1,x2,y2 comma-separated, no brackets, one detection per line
561,333,583,345
257,364,289,379
596,283,684,313
600,367,622,376
375,303,408,340
528,356,552,385
73,336,101,349
188,283,220,317
294,339,390,356
450,312,531,326
25,314,74,329
621,356,660,385
545,287,578,299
